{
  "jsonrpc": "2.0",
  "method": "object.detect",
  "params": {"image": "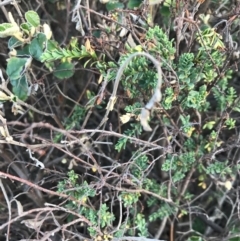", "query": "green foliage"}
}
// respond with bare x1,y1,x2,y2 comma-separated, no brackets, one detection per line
113,26,175,152
2,11,50,100
135,214,148,236
187,236,205,241
8,36,23,49
205,161,232,177
106,1,124,11
80,207,98,237
98,204,115,228
229,226,240,241
29,33,46,61
6,56,32,100
179,115,195,136
144,178,167,196
124,102,142,115
178,53,198,90
119,53,157,98
54,105,86,142
115,123,142,152
53,62,75,79
146,26,175,62
3,3,239,241
47,21,239,241
25,10,40,27
225,118,236,129
196,27,225,50
203,130,222,152
212,74,236,111
2,15,98,100
127,0,142,8
11,75,29,101
0,23,18,38
20,22,32,35
162,87,174,109
162,152,196,182
103,0,142,11
130,151,149,179
57,170,96,201
149,203,177,221
120,192,140,207
183,85,207,110
58,170,115,237
6,56,31,80
58,170,96,201
85,23,240,241
41,37,97,62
